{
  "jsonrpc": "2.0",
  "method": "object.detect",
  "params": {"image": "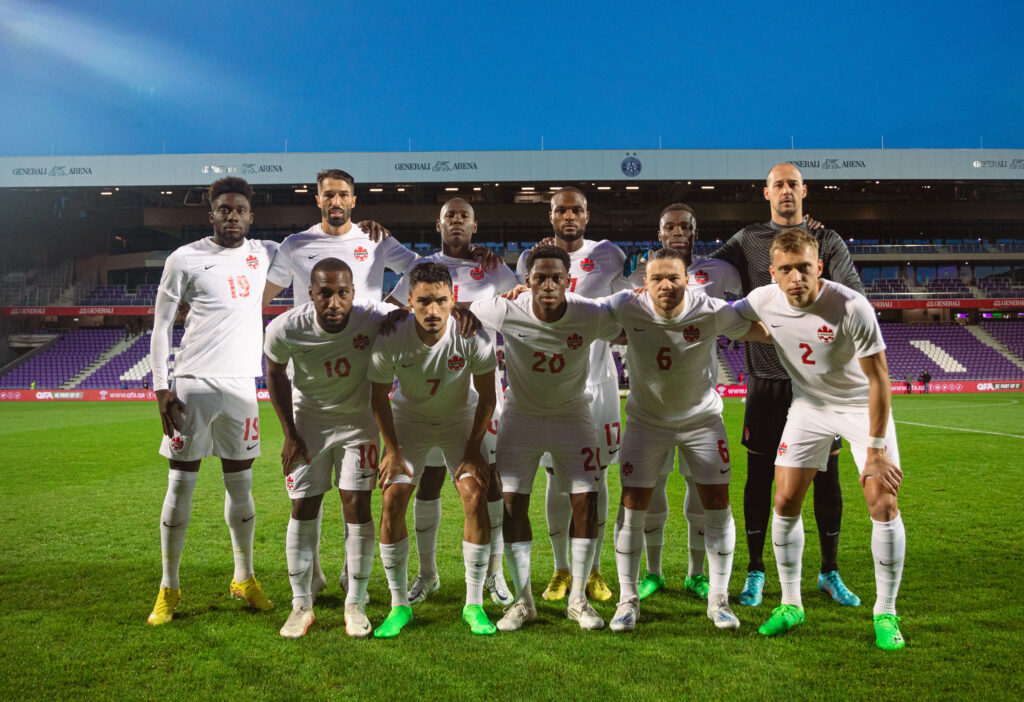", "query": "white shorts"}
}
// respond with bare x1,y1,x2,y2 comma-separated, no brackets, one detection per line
285,415,380,497
159,377,260,461
619,413,732,488
387,413,483,487
498,406,603,495
776,398,900,473
540,376,621,469
425,400,502,466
